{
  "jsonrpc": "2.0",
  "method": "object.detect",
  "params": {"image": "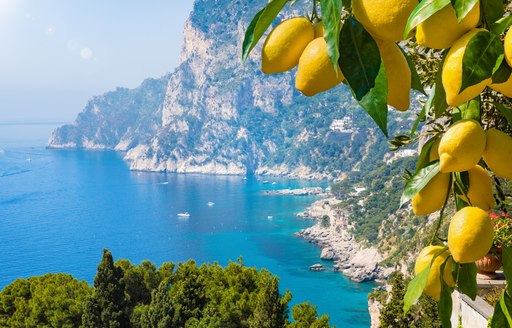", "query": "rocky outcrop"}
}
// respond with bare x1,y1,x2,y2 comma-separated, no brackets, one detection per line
297,198,394,282
49,77,169,151
368,298,383,328
48,0,396,179
262,187,326,196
